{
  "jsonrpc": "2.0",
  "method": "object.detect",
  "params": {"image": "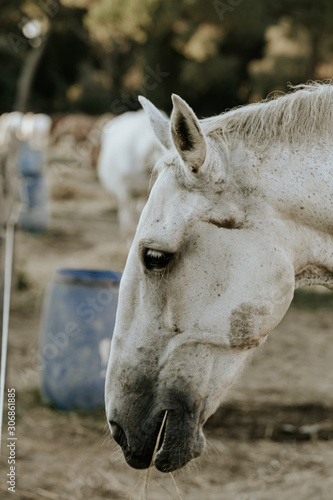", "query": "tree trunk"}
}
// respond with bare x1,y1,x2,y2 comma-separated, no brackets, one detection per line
14,32,50,112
